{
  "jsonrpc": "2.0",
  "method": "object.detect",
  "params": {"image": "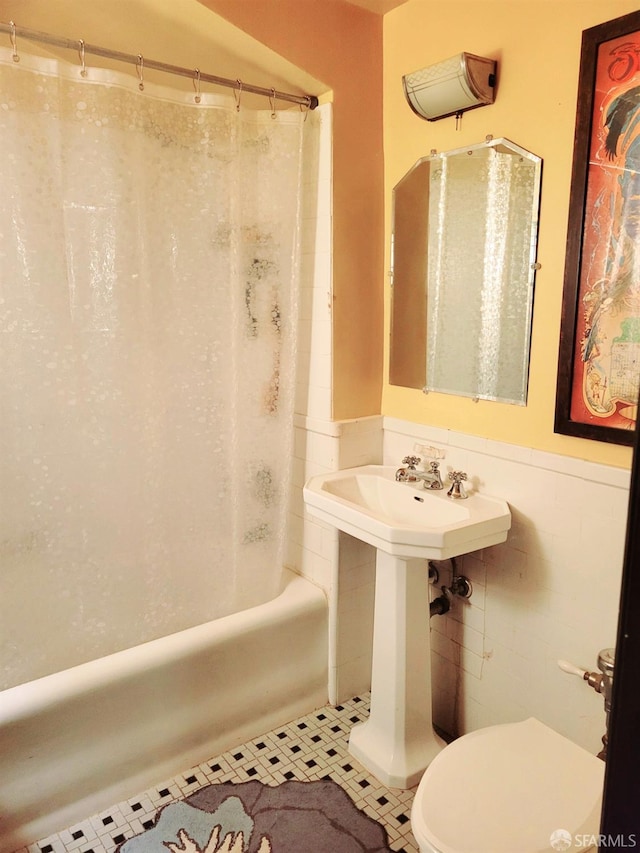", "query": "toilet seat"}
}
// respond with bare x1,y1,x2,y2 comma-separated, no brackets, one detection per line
411,718,604,853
